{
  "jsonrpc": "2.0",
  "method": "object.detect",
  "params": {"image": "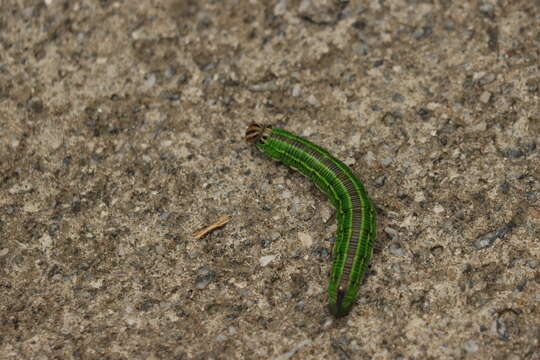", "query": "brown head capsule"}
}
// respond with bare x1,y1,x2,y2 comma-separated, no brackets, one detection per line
245,123,272,143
